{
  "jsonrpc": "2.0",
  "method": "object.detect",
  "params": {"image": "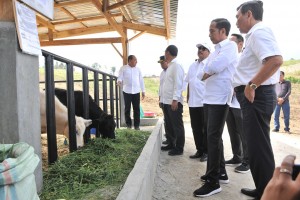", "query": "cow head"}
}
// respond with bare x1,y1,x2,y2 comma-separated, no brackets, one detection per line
74,117,92,147
96,114,116,139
